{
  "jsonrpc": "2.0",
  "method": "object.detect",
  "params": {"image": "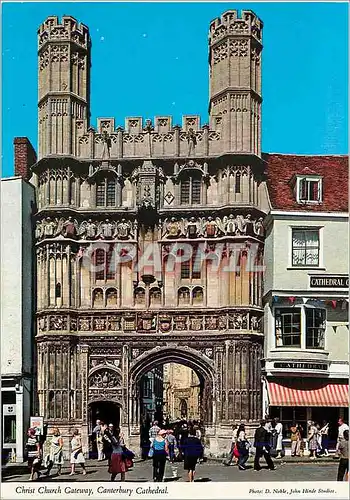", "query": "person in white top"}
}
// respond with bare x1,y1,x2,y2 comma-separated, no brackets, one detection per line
274,418,283,459
320,420,329,456
337,417,349,453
